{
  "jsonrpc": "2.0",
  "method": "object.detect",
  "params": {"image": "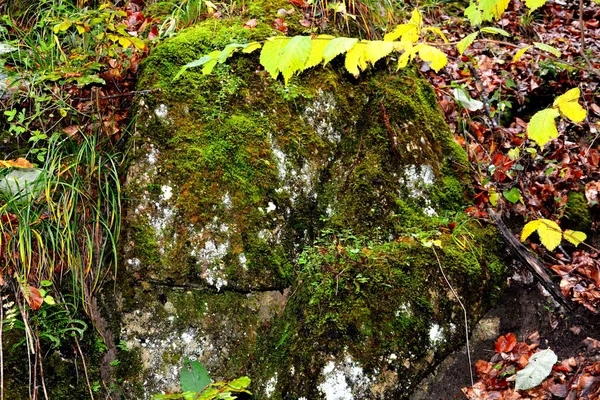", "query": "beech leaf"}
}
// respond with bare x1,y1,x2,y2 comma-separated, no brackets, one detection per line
527,108,560,147
457,32,478,55
537,219,562,251
553,88,587,123
563,229,587,246
515,349,557,391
